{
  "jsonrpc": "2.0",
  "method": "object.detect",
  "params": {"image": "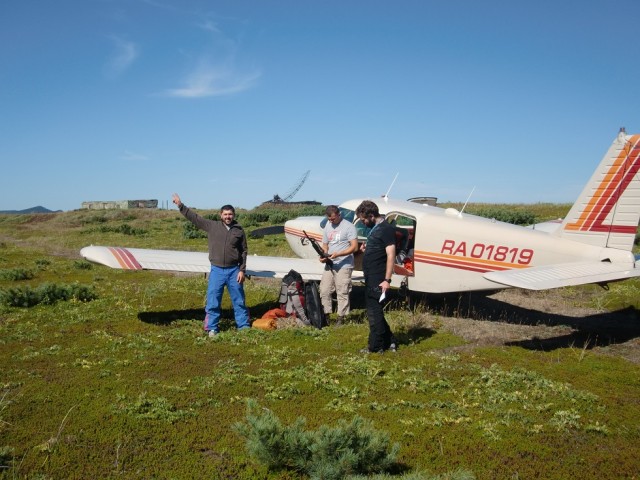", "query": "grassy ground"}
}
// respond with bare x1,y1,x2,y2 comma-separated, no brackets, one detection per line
1,206,639,479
